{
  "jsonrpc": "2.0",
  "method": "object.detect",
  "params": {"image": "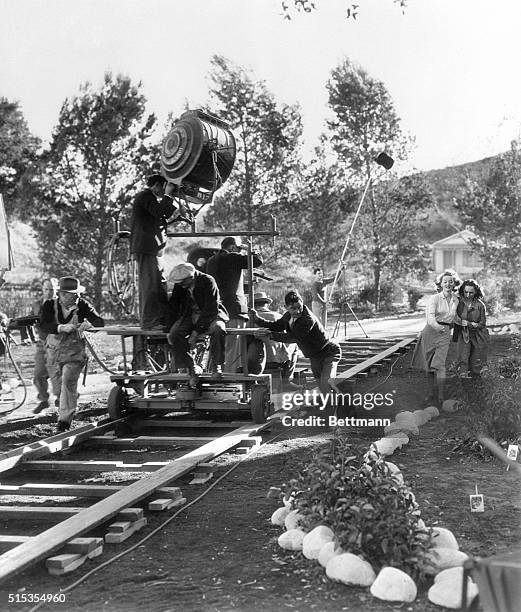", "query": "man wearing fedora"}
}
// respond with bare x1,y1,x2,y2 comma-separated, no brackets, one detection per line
131,174,187,331
40,276,104,432
166,263,228,384
253,292,299,390
206,237,263,372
